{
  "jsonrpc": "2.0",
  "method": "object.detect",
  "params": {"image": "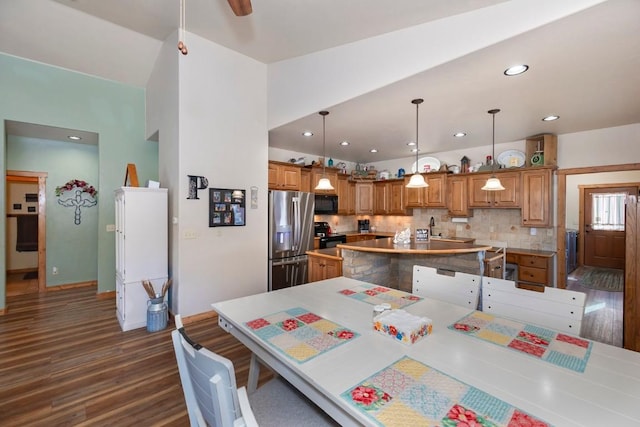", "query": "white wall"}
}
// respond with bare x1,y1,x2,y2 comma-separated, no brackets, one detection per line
267,0,605,129
558,123,640,168
176,33,268,316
